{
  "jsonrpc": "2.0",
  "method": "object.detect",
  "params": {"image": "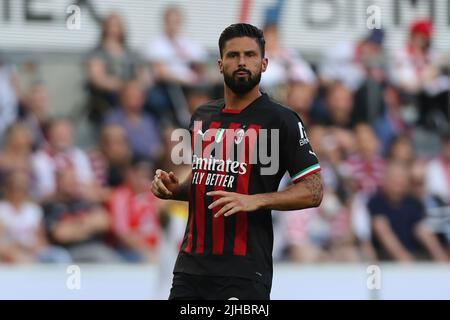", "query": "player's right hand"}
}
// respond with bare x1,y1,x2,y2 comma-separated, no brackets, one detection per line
151,169,179,199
